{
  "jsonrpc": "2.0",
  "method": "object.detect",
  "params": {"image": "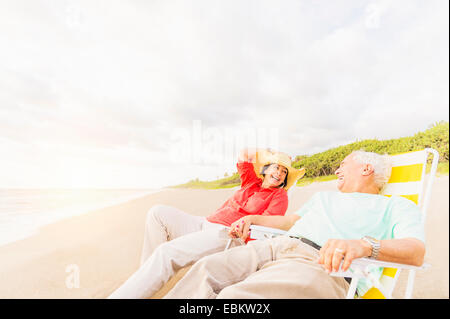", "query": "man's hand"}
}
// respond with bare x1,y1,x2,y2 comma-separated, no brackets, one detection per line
228,216,254,241
318,239,371,273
